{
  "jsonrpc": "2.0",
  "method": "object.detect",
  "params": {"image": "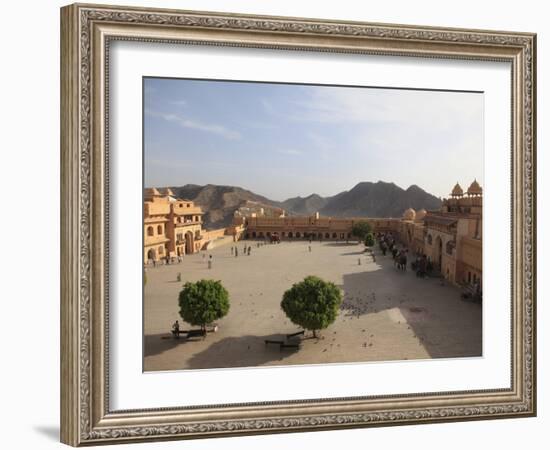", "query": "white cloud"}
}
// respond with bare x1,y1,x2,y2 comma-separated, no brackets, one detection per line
277,148,303,156
291,87,482,131
145,109,241,140
260,98,275,114
170,99,188,107
289,87,483,198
